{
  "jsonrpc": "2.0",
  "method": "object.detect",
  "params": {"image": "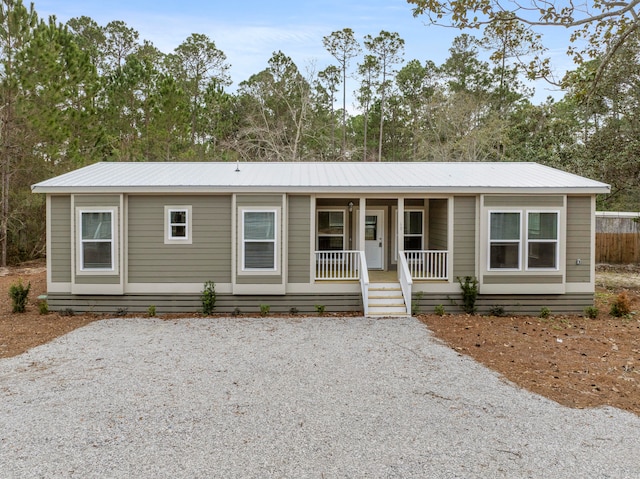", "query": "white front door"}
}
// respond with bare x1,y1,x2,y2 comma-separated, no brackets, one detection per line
364,210,384,269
